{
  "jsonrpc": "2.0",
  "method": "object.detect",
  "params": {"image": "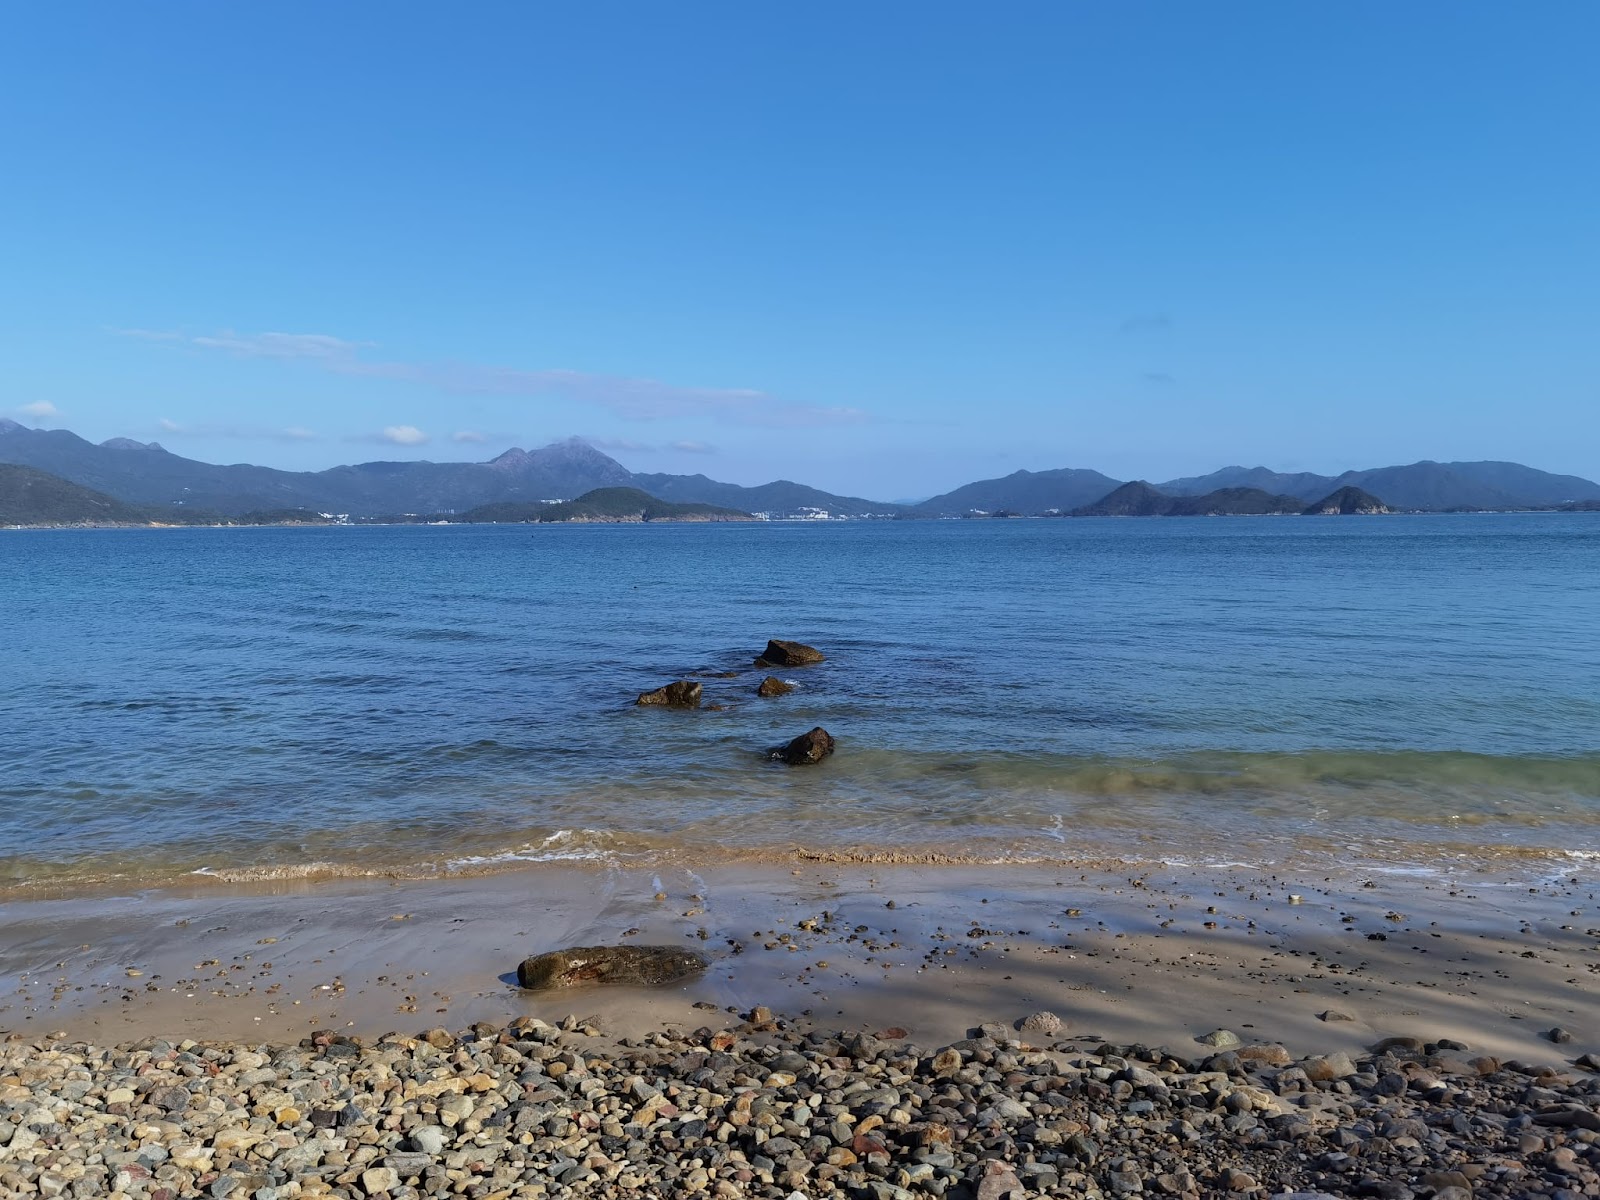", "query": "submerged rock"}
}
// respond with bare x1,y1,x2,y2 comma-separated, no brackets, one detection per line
755,639,825,667
770,726,835,765
516,945,708,990
756,675,794,697
635,680,703,707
